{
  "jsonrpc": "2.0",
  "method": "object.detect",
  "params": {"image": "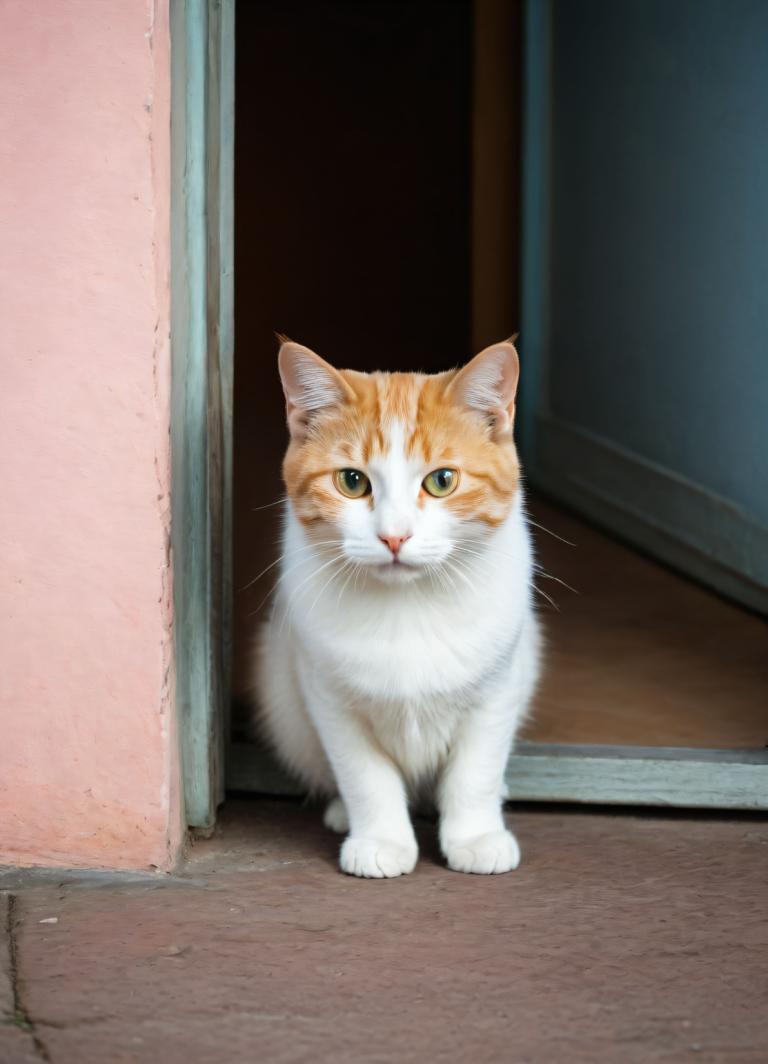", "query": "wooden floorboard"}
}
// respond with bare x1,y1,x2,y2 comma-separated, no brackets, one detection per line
523,496,768,749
